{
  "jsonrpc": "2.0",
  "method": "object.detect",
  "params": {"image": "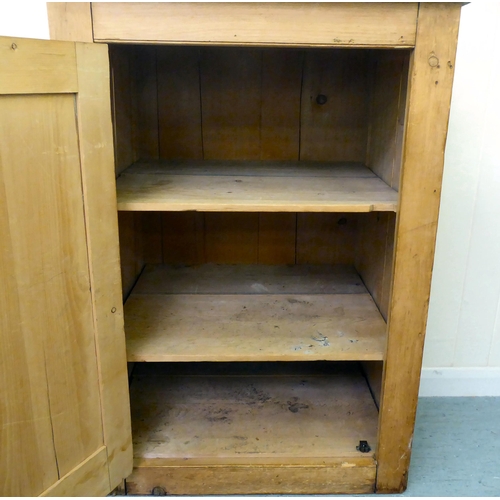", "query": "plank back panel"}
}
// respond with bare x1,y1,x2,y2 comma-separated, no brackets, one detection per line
301,50,369,162
201,48,262,160
261,49,303,160
296,213,358,265
158,47,203,159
